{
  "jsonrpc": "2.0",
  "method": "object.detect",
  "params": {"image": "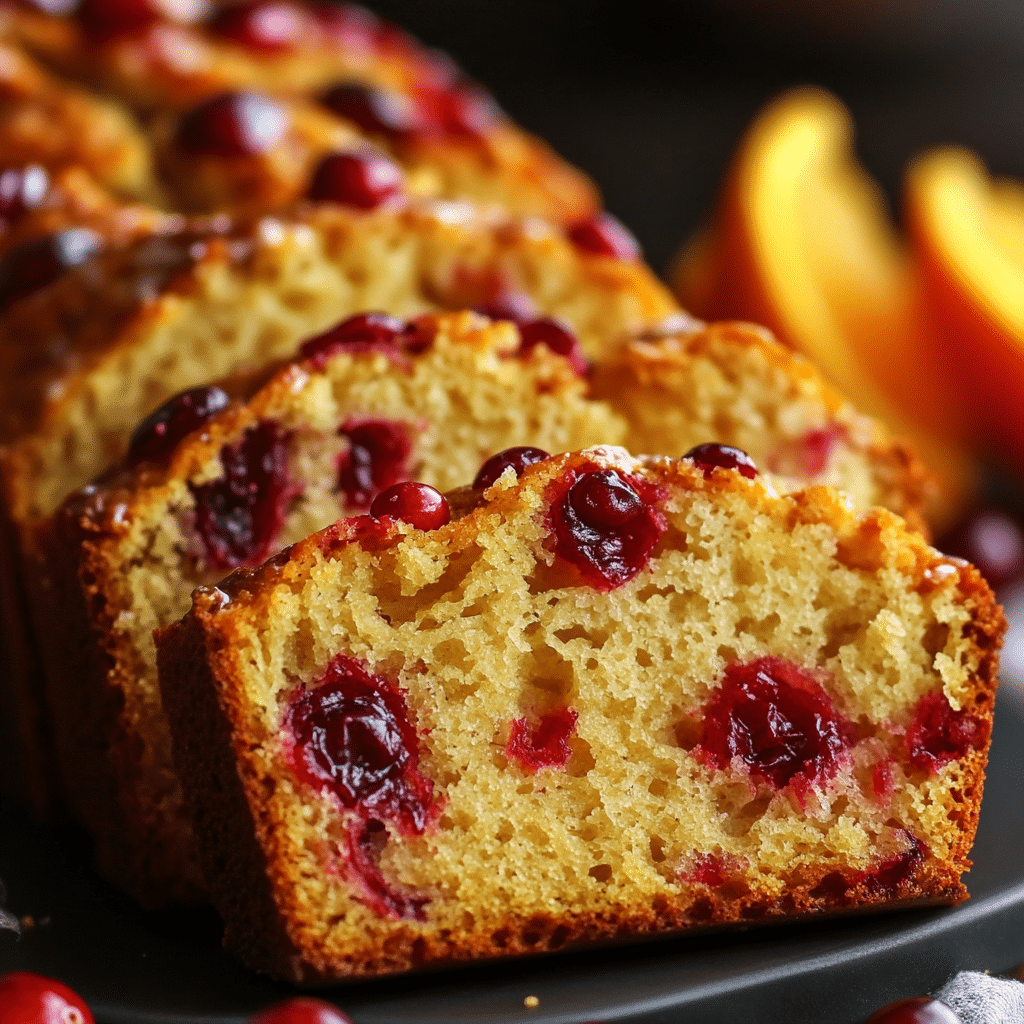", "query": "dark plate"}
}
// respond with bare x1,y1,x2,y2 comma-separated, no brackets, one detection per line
1,674,1023,1024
